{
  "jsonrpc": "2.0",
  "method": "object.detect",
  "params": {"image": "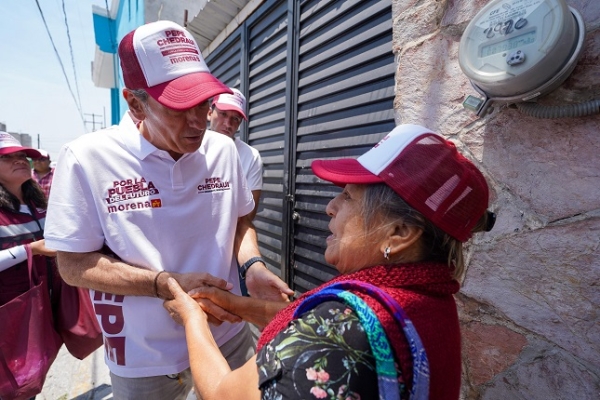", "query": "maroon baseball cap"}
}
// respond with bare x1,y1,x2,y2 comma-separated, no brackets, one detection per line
0,132,41,158
311,124,490,241
118,21,232,110
212,88,248,120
